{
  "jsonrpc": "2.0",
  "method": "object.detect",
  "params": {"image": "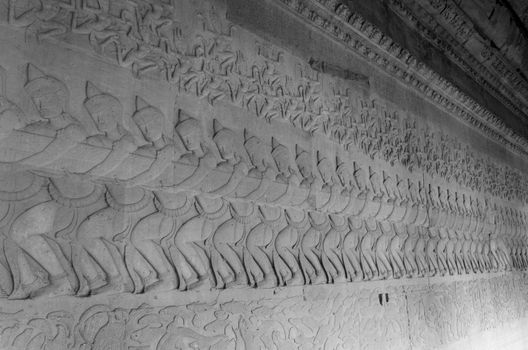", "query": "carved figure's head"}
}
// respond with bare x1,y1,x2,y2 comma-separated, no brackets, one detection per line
244,130,271,171
295,145,313,180
213,120,242,162
336,156,354,190
175,112,203,153
84,82,121,137
353,162,368,192
271,137,292,176
132,97,165,146
25,64,68,119
316,151,333,185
